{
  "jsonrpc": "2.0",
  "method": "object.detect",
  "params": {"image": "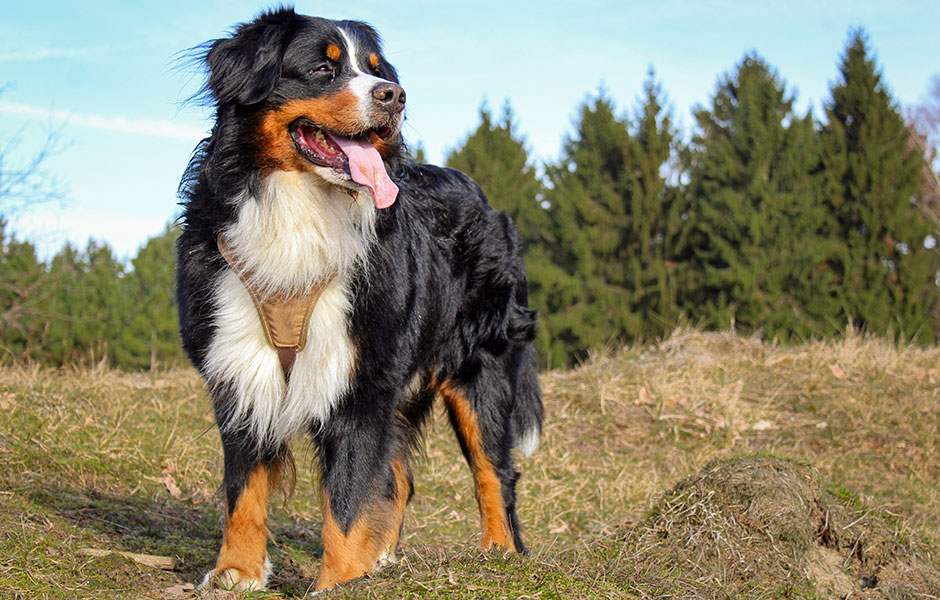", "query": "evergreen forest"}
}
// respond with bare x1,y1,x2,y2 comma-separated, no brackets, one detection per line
3,30,939,370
